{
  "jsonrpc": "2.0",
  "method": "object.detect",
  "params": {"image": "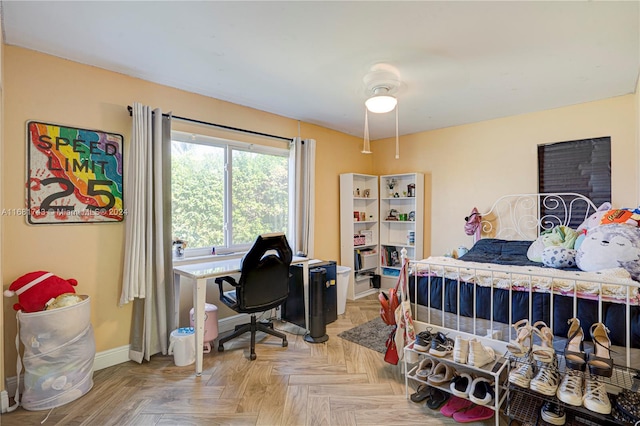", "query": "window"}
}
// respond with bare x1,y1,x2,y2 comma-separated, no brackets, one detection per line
538,136,611,227
171,132,290,255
